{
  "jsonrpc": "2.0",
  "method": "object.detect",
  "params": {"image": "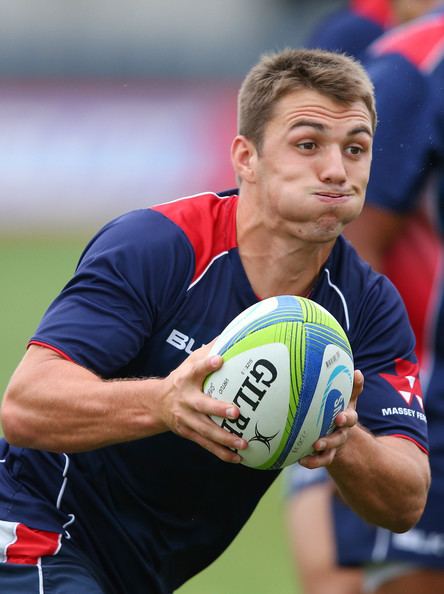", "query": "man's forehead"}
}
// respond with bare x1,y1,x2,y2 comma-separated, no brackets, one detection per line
273,89,372,130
